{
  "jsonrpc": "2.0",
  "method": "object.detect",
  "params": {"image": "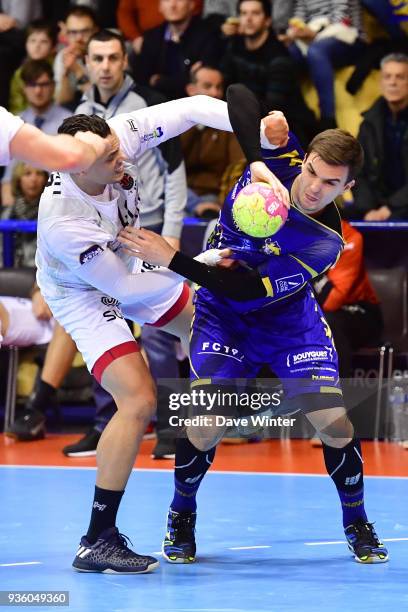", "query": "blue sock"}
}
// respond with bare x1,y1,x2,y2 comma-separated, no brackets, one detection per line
322,438,367,528
170,438,216,513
